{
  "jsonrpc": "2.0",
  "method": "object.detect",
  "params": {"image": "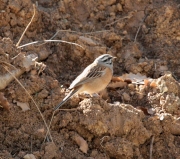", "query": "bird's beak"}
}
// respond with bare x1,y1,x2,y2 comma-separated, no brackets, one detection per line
112,56,117,60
